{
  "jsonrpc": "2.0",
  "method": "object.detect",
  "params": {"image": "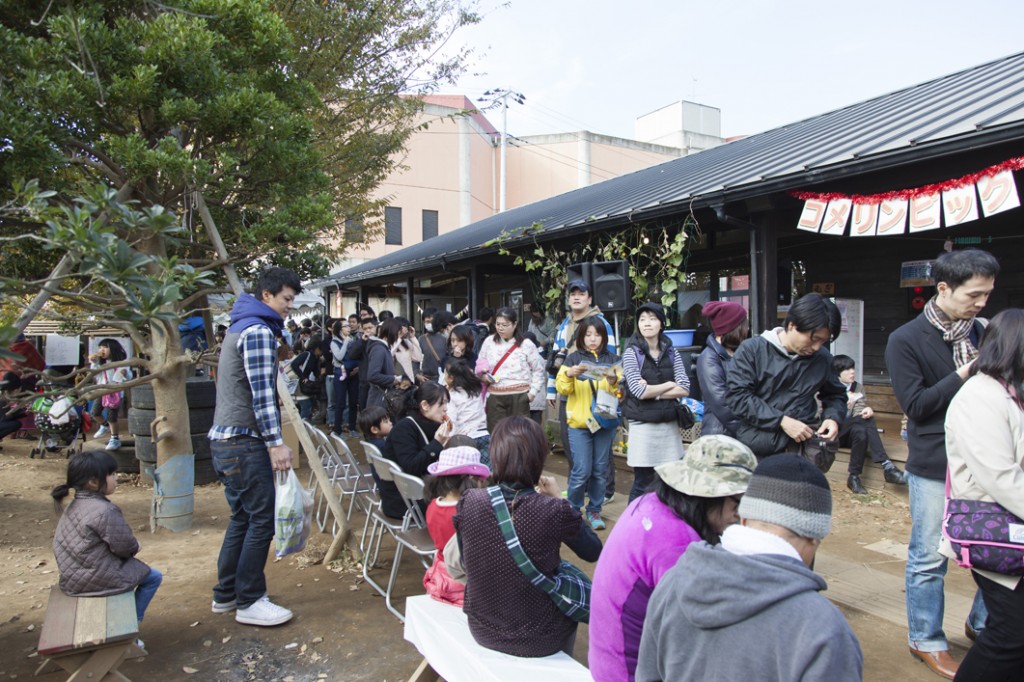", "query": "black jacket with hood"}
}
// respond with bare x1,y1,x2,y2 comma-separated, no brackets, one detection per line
724,329,846,457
